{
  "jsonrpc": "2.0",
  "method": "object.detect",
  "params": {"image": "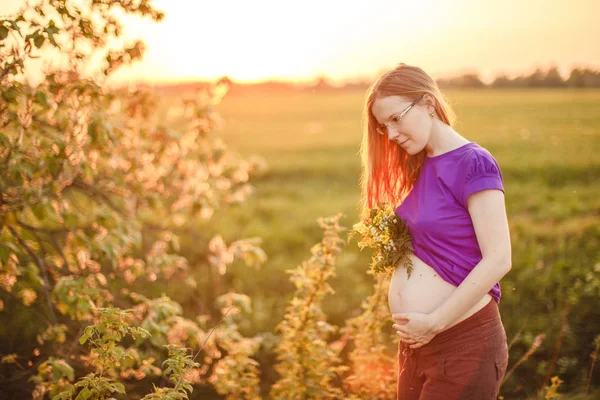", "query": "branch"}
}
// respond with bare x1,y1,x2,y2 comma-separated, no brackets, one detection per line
71,179,131,218
7,225,58,324
16,219,71,234
16,219,77,272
